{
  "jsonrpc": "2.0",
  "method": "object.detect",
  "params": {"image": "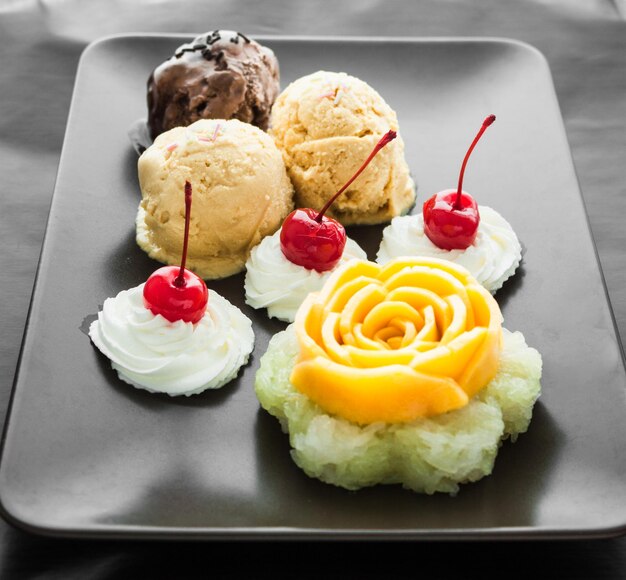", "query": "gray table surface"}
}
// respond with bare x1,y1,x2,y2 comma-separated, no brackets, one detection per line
1,0,625,577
